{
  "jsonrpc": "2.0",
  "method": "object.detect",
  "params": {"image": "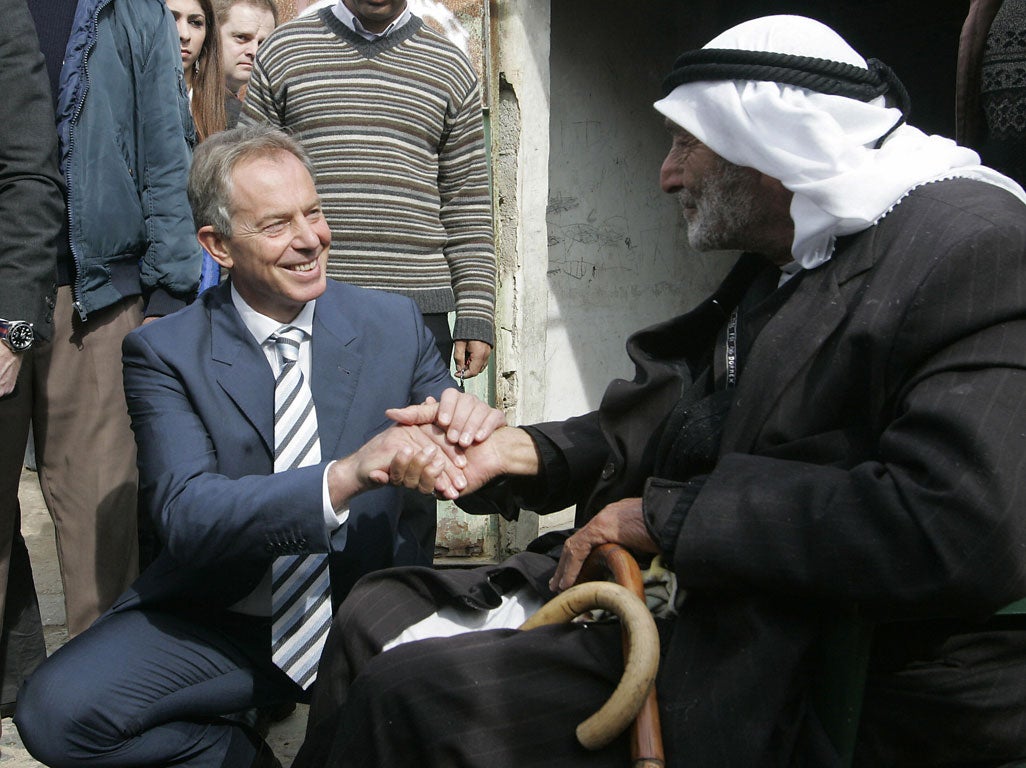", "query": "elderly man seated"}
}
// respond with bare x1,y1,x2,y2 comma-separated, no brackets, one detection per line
294,15,1026,768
